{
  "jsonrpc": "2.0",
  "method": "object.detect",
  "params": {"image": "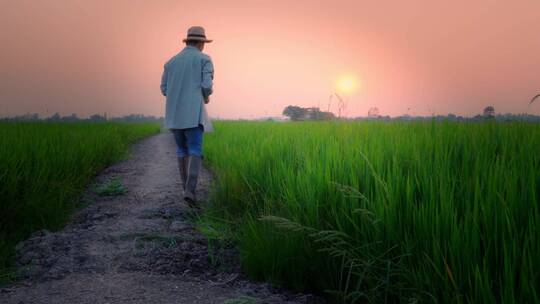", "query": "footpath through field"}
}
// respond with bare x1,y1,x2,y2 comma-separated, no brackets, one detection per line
0,132,320,304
